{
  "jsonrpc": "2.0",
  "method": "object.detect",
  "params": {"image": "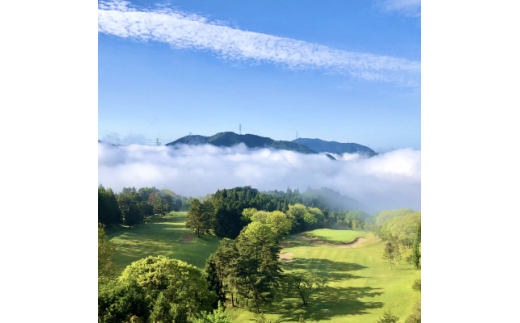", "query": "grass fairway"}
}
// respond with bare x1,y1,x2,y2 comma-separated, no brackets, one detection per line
305,228,367,243
106,212,222,273
228,230,420,323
